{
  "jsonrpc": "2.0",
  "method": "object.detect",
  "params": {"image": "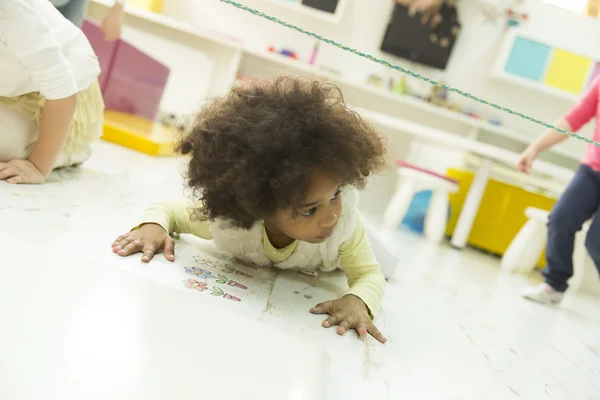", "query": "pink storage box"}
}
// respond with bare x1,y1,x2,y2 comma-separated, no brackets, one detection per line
82,19,170,121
